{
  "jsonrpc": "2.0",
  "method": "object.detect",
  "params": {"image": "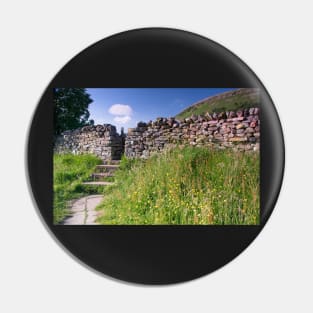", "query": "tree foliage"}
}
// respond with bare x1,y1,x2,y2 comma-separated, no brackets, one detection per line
54,88,94,135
